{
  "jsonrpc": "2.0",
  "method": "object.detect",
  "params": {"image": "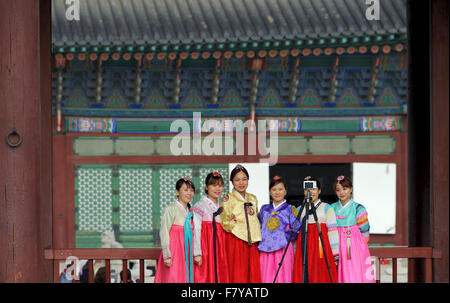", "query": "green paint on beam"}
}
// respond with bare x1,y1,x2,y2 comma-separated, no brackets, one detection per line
300,119,361,132
309,136,351,155
352,136,395,154
74,138,114,155
115,138,155,155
